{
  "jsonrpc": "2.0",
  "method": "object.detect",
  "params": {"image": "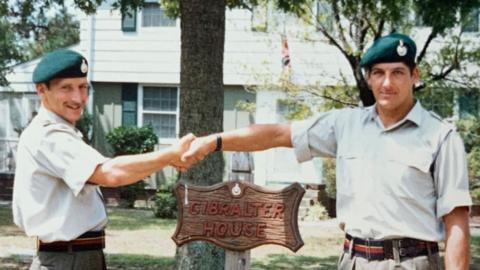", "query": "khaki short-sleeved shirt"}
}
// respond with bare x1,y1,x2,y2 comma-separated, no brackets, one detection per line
291,101,472,241
12,106,108,242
